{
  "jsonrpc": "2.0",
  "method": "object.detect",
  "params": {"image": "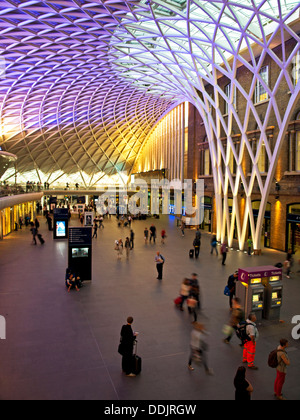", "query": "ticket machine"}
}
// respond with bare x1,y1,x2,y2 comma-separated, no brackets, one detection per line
237,269,264,322
262,274,283,321
237,266,283,322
